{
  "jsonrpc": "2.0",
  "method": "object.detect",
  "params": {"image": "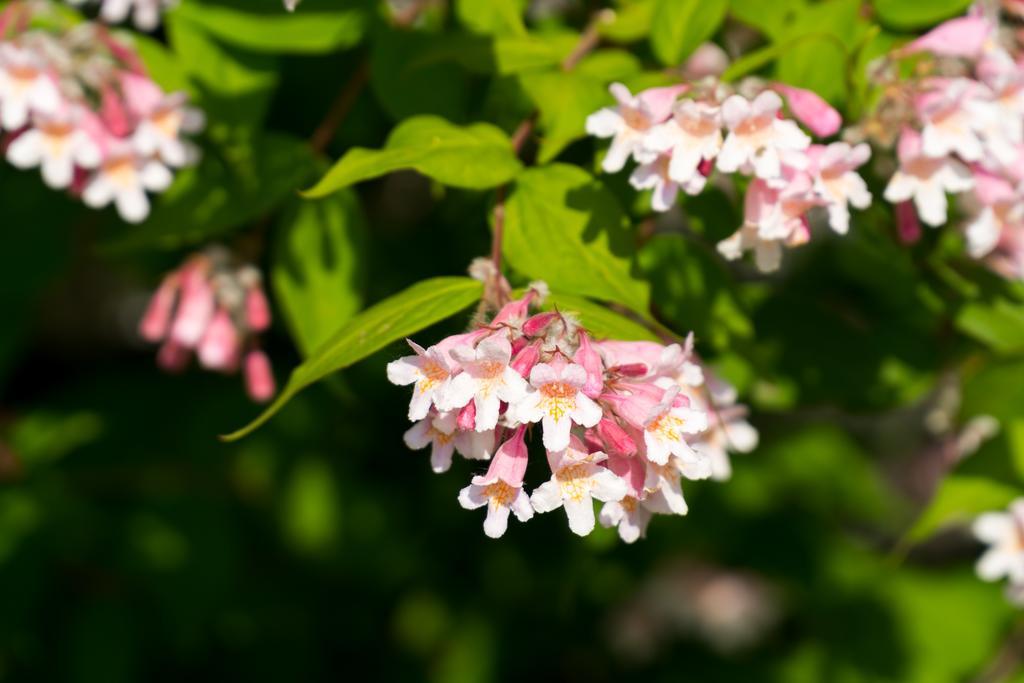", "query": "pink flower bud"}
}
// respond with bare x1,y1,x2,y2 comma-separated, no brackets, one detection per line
573,332,604,399
606,453,645,497
100,86,132,138
156,340,189,372
895,200,922,244
457,401,477,432
611,363,648,377
510,342,541,379
198,308,240,371
522,311,559,337
596,417,638,457
139,274,178,342
244,349,276,403
120,72,163,117
245,286,272,332
698,158,714,177
684,42,729,80
900,16,992,59
774,84,841,138
169,263,215,347
476,425,529,486
637,85,689,123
